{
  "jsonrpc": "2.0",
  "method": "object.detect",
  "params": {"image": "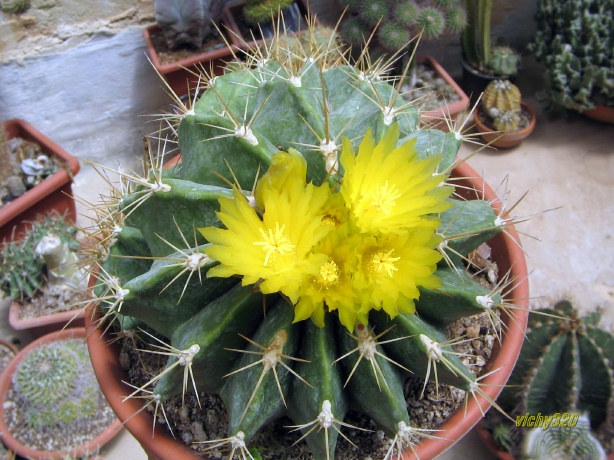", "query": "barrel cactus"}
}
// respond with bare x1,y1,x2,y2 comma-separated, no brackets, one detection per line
489,300,614,458
89,27,524,459
482,79,522,132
